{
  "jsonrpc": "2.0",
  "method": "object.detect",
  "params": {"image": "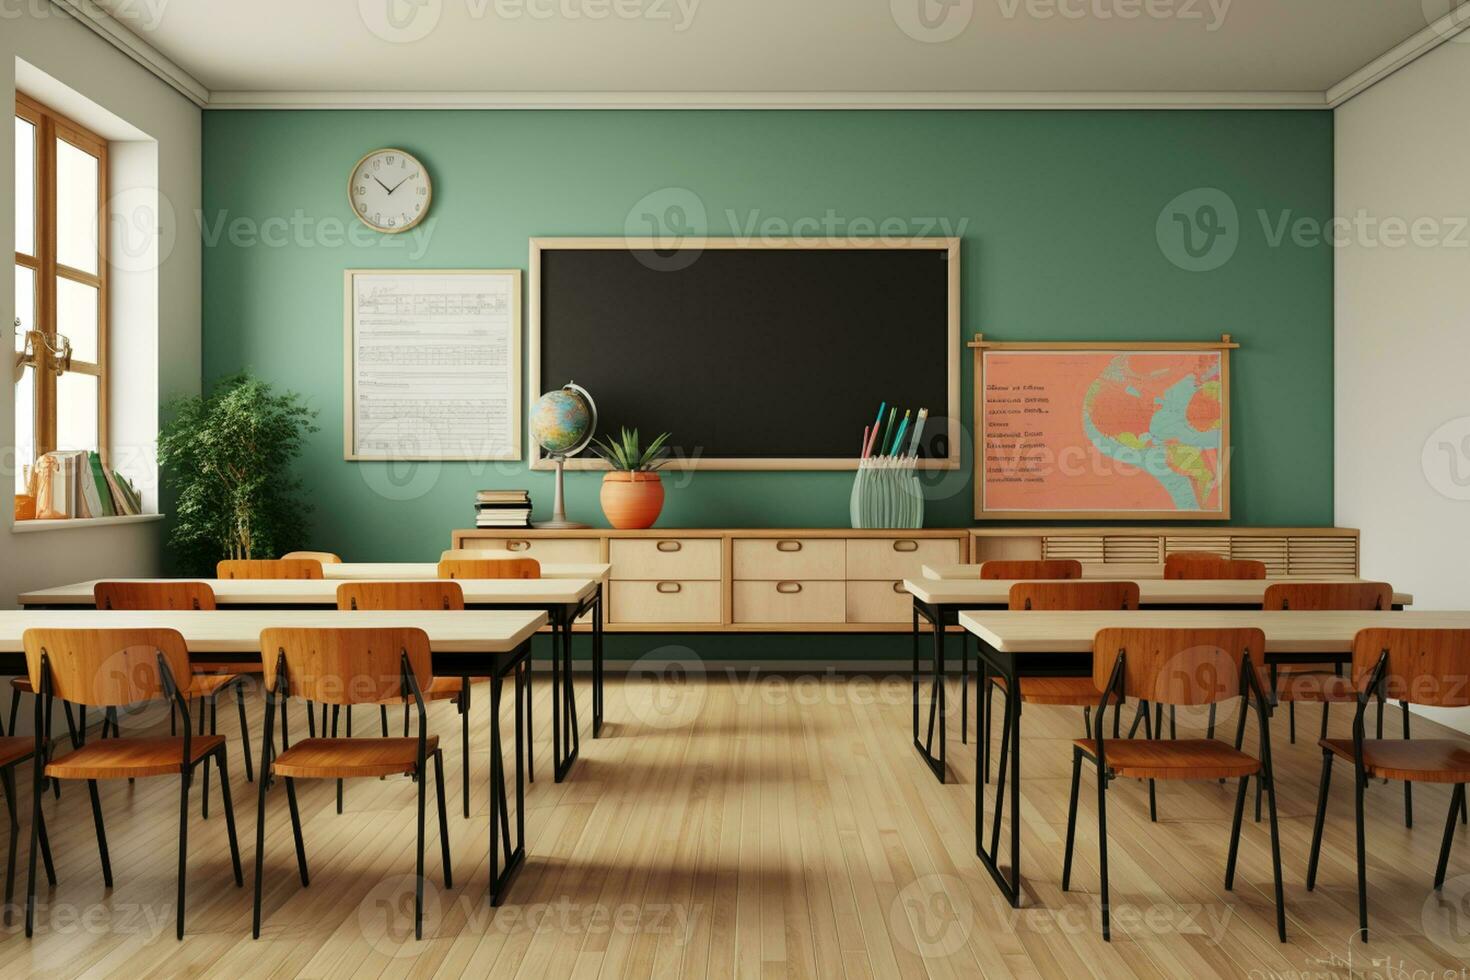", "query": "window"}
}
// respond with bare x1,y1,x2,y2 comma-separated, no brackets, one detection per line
14,94,108,494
